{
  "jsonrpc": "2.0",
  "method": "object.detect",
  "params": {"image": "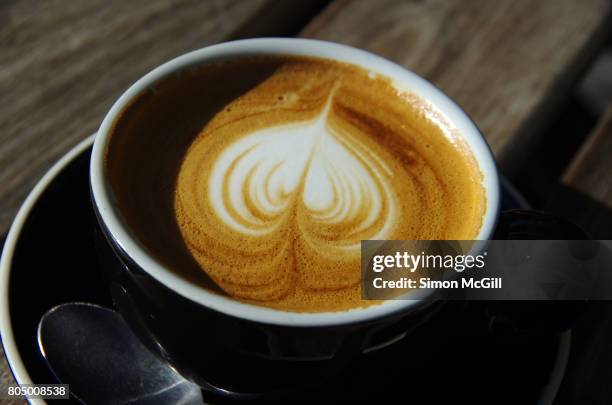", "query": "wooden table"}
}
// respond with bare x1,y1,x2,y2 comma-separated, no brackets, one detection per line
1,1,610,404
